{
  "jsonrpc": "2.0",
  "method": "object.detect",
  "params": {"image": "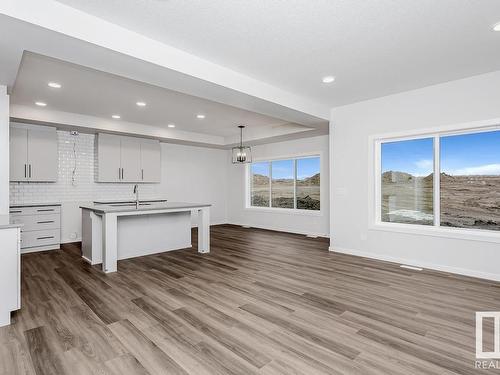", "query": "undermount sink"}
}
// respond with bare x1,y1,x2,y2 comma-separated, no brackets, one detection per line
94,199,167,207
109,203,152,207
